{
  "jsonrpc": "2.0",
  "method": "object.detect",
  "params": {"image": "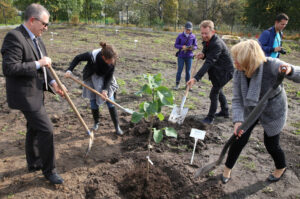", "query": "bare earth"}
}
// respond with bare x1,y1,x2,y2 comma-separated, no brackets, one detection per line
0,25,300,199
